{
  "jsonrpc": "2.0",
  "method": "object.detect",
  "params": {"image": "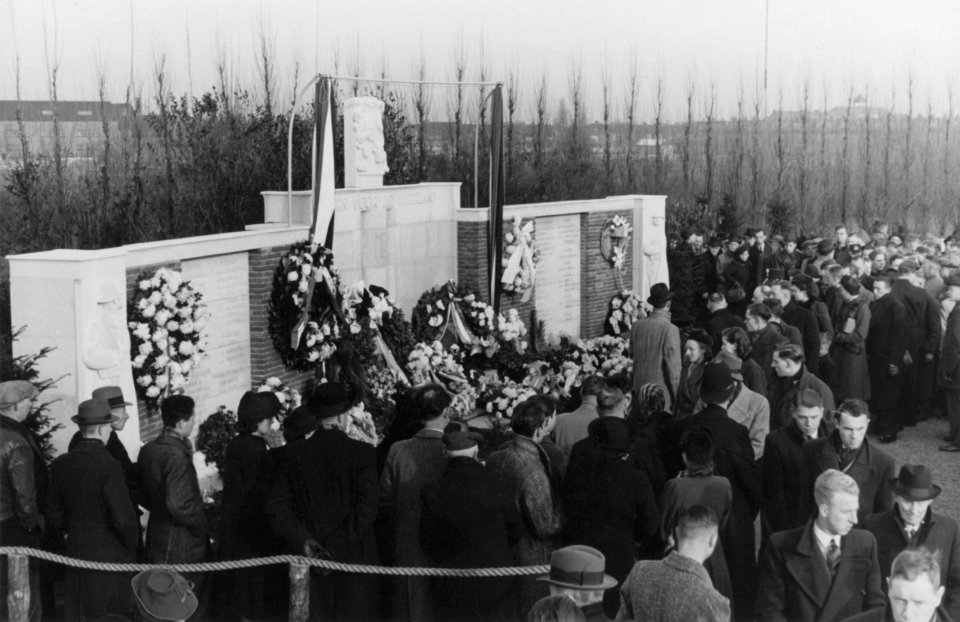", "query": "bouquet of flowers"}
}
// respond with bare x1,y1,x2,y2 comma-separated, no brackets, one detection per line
497,308,528,351
129,267,208,412
606,215,633,271
477,375,539,426
501,216,540,296
605,289,650,336
412,281,496,345
341,281,398,334
256,376,302,420
268,241,342,370
406,341,466,387
579,336,632,380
